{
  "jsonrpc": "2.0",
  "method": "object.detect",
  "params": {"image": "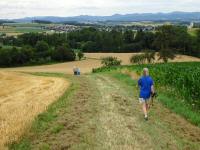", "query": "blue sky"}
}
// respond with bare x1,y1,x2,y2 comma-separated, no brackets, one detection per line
0,0,200,19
